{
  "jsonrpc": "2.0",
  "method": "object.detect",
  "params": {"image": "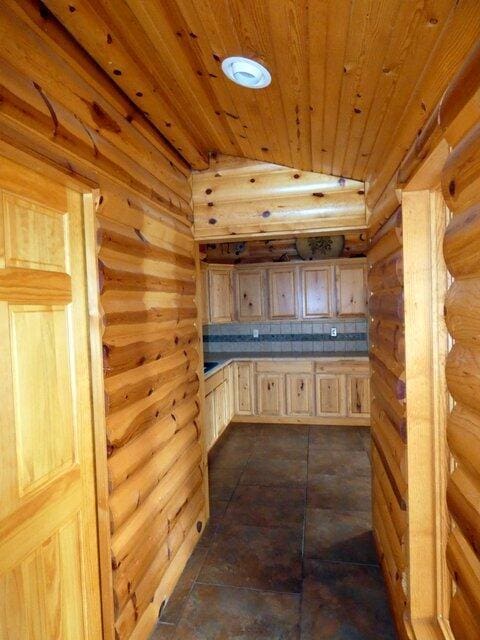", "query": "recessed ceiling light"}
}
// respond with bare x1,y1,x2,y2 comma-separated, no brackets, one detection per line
221,56,271,89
